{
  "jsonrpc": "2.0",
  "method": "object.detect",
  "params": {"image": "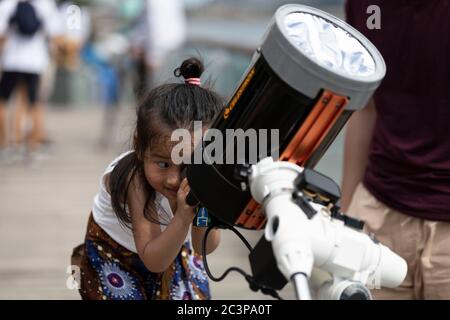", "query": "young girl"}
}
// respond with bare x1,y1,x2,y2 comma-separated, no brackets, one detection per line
71,57,222,300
